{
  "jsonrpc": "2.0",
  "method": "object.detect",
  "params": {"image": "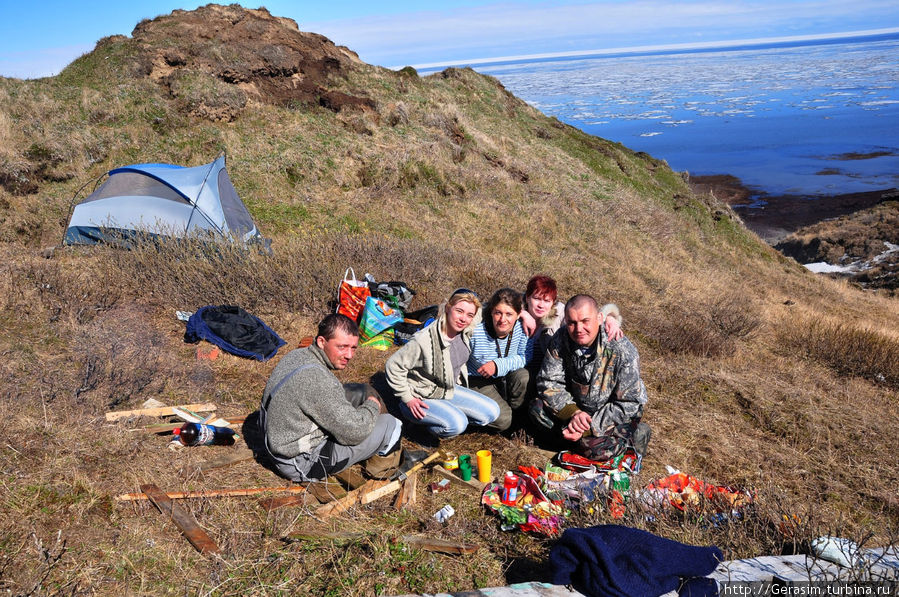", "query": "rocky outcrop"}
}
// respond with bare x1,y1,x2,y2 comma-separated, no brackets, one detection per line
132,4,375,120
775,198,899,292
